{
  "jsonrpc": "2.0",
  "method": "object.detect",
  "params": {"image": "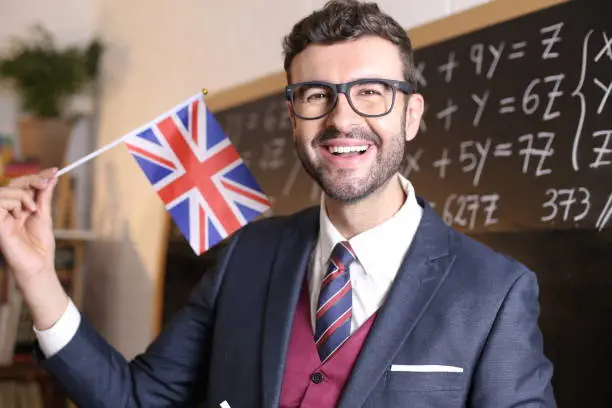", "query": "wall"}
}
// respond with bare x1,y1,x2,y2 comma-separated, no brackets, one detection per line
0,0,99,232
0,0,99,135
2,0,490,360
